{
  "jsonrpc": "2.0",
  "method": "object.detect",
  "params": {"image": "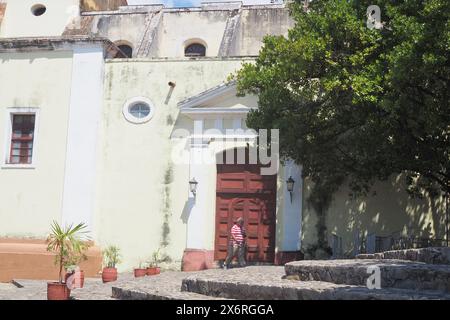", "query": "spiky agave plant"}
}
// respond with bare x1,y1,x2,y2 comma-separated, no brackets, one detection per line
46,221,91,283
